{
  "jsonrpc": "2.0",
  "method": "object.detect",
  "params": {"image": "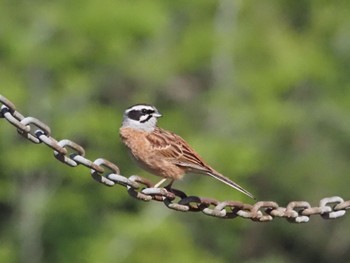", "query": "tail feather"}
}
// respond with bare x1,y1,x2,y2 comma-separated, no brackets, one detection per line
208,171,255,199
